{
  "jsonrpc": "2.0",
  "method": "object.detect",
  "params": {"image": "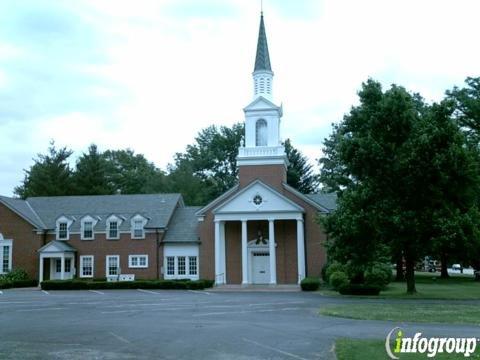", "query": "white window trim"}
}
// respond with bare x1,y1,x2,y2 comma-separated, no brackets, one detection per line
106,215,122,240
79,255,94,278
131,215,147,239
0,239,13,274
164,255,199,280
106,255,120,276
80,216,98,240
56,216,73,241
128,255,149,269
